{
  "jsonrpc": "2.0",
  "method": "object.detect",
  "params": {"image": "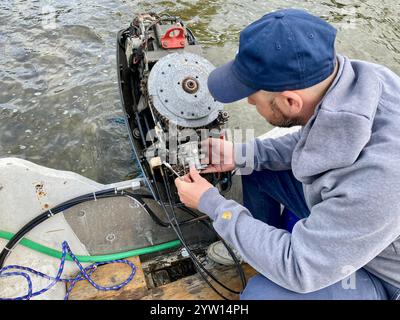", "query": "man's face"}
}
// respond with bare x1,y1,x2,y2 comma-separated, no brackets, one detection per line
247,91,302,128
